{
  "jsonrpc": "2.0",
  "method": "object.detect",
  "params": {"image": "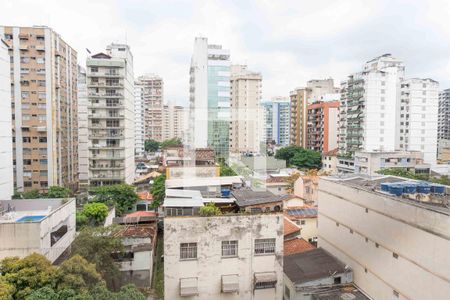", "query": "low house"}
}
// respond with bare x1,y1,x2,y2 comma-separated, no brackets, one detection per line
283,248,354,300
165,176,243,196
285,206,318,244
265,175,289,195
321,148,338,175
294,176,319,205
284,217,301,240
134,191,155,212
0,198,76,263
134,171,161,191
162,146,215,167
283,238,315,256
114,223,157,289
232,190,284,213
